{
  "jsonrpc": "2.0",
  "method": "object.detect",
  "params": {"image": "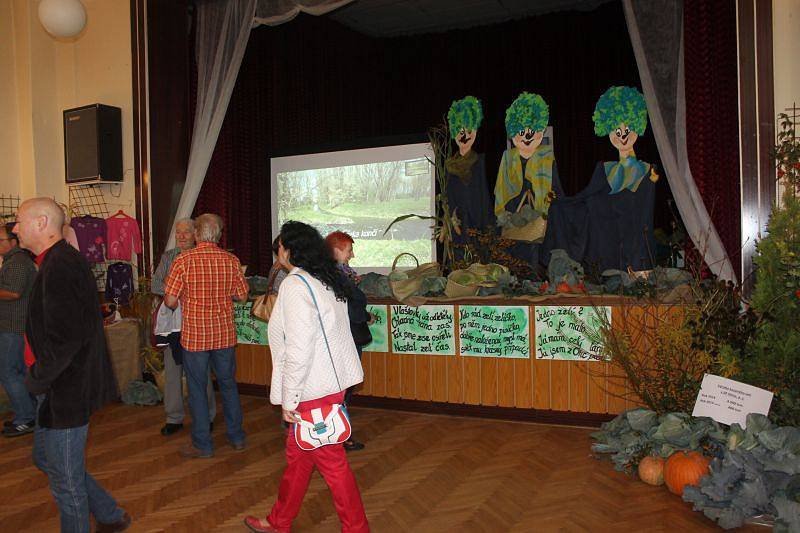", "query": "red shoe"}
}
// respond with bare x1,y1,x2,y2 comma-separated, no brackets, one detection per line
244,516,281,532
